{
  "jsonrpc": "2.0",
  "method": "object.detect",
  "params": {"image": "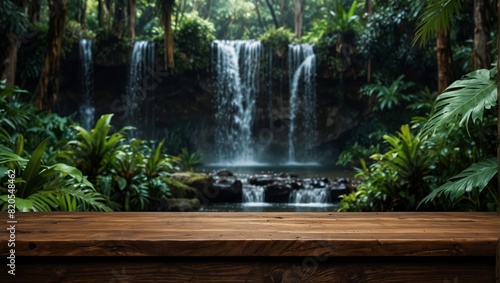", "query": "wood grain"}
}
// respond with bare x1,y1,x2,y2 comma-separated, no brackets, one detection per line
1,212,499,282
1,212,499,257
2,256,495,282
